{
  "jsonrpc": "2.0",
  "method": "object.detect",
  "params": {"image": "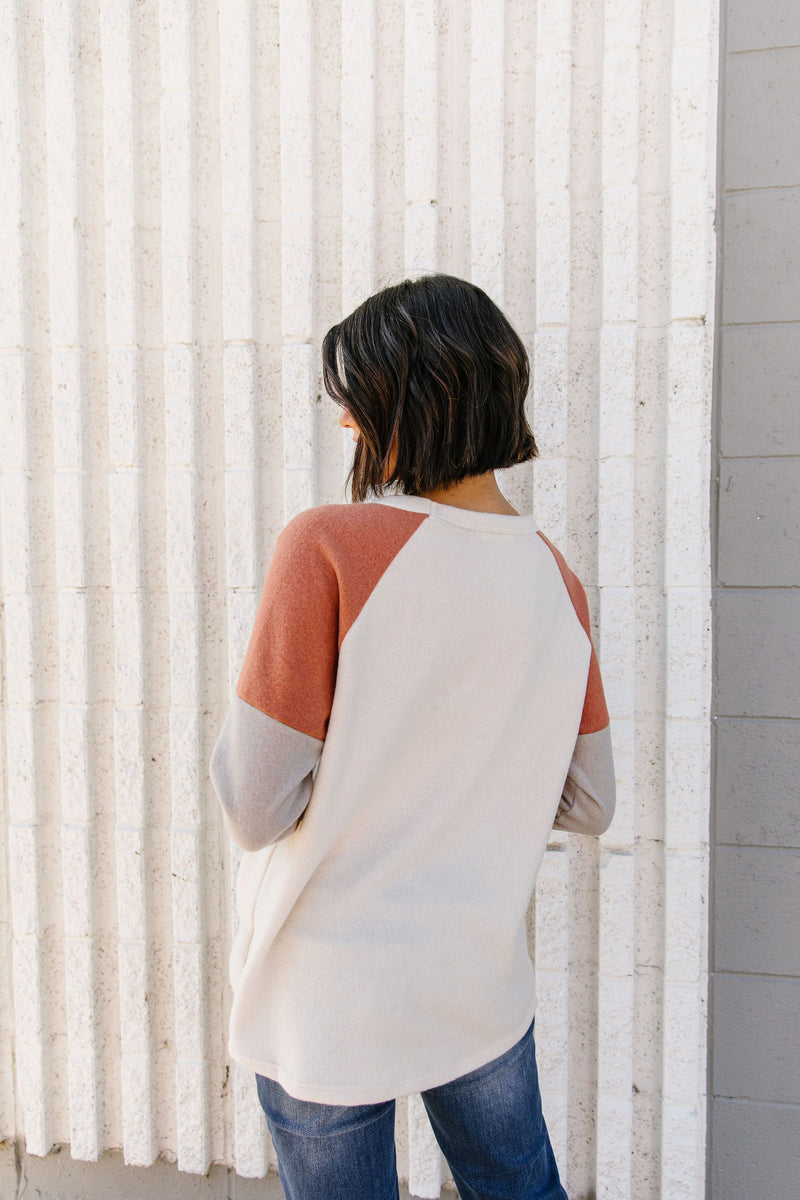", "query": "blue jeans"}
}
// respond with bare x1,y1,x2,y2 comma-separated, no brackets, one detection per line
255,1014,569,1200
